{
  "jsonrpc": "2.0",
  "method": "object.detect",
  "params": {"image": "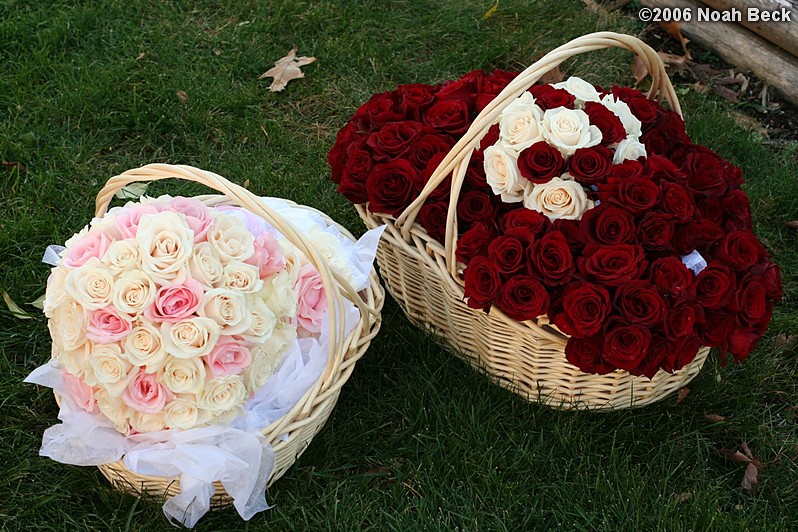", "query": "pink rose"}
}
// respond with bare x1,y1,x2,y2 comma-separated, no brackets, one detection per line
121,369,171,414
294,263,327,334
115,204,160,239
61,369,96,412
86,306,132,343
246,232,286,278
63,230,112,269
144,278,205,323
203,336,252,376
167,197,215,242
